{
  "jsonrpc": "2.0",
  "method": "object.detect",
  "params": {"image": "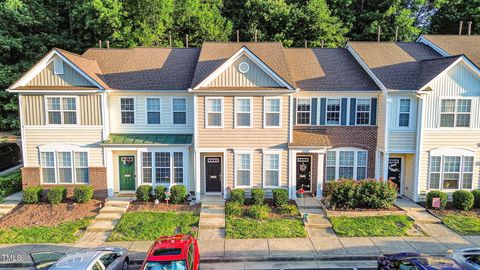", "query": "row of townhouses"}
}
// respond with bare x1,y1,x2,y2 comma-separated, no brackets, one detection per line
7,35,480,202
